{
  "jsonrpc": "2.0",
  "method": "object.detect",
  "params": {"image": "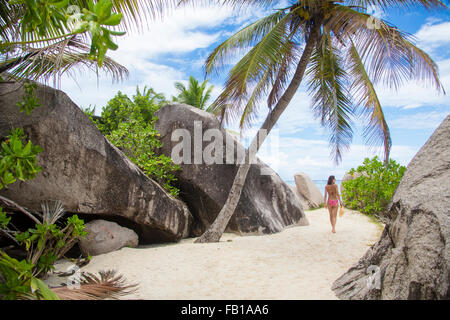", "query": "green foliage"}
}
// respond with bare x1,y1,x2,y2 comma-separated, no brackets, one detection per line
0,251,59,300
0,251,35,300
12,210,87,277
342,156,406,216
16,81,41,115
87,87,180,197
94,87,166,135
107,119,180,196
0,208,11,229
82,105,96,119
67,214,88,238
7,0,126,66
173,76,214,110
70,0,126,66
0,128,43,190
30,277,60,300
1,201,86,298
